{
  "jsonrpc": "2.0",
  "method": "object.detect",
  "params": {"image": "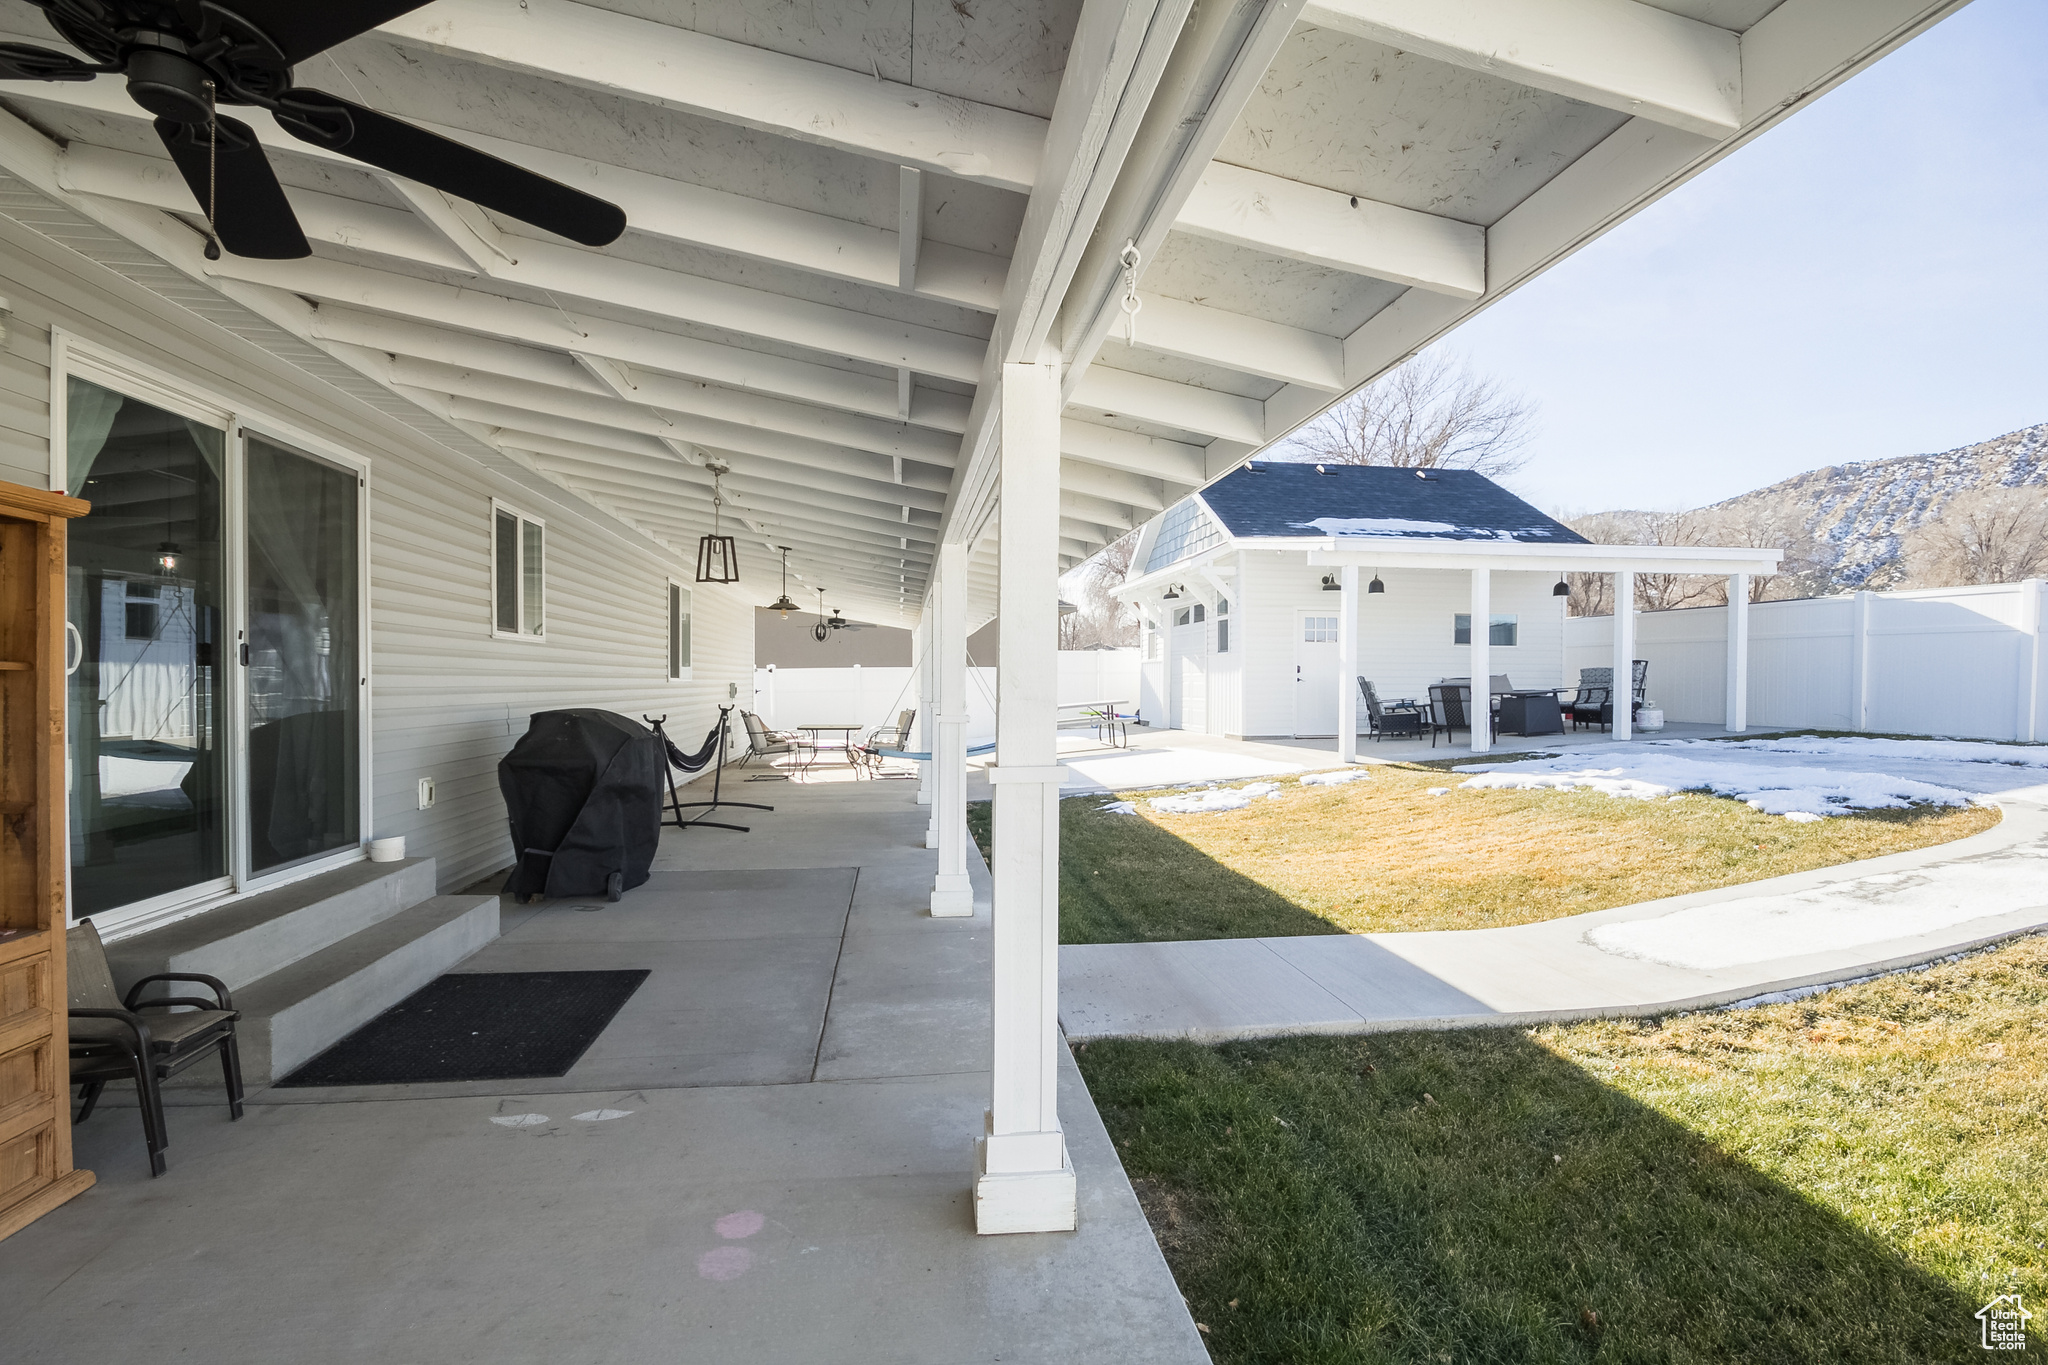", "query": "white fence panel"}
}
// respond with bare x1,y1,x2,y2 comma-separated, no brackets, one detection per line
1564,581,2046,740
750,651,1140,748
